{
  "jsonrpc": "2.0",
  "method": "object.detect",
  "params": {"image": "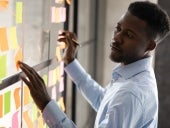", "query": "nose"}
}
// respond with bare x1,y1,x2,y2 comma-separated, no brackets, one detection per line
113,31,122,44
